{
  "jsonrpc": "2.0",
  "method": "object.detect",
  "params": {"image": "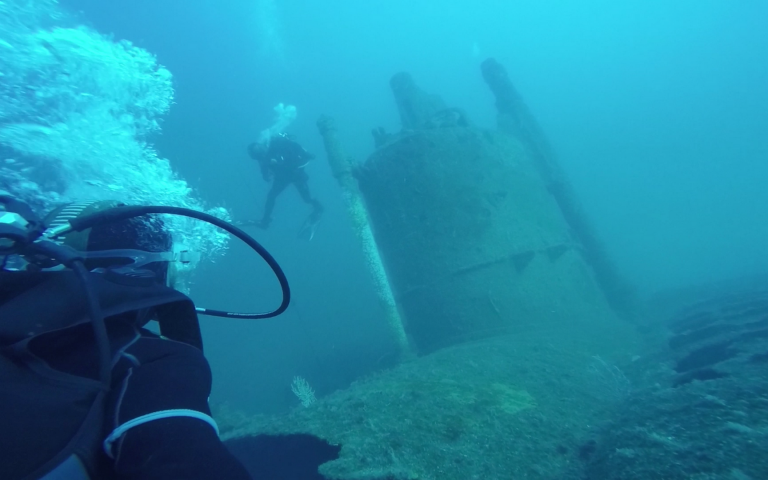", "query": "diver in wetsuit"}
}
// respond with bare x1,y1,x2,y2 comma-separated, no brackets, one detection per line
247,133,323,238
0,198,253,480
